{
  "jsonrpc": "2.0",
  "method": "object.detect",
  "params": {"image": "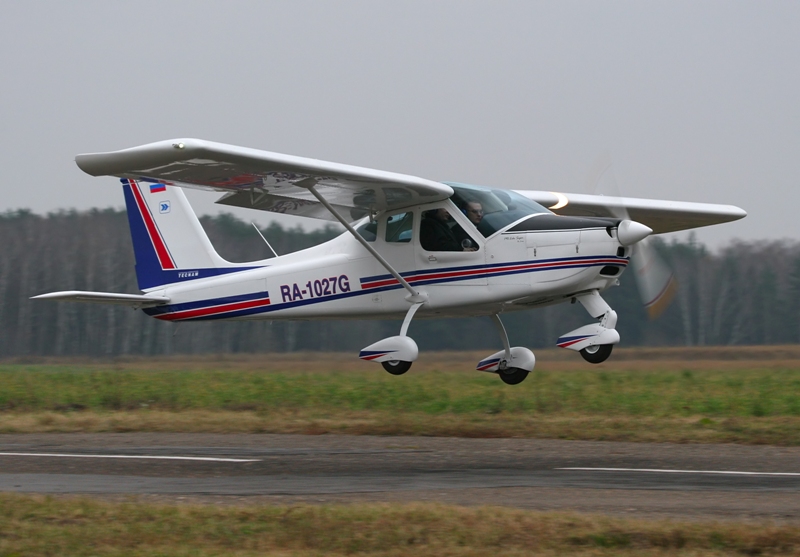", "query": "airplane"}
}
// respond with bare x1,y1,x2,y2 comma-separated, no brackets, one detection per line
33,139,746,384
